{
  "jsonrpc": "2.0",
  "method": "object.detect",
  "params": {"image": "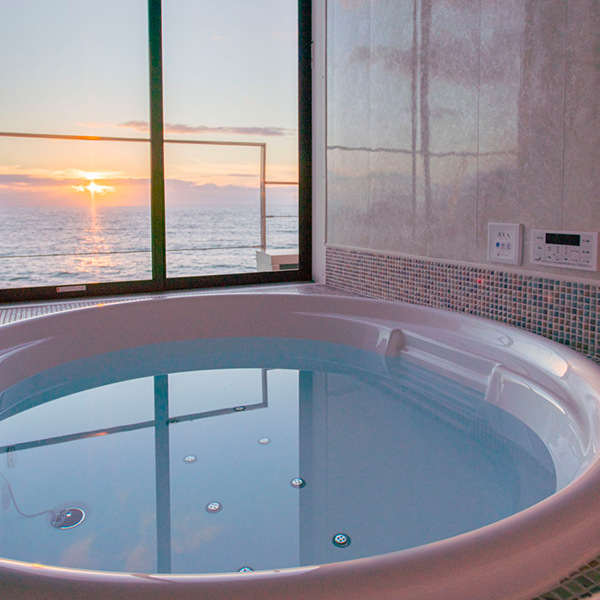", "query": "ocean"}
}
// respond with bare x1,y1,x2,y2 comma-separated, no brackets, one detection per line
0,205,298,289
